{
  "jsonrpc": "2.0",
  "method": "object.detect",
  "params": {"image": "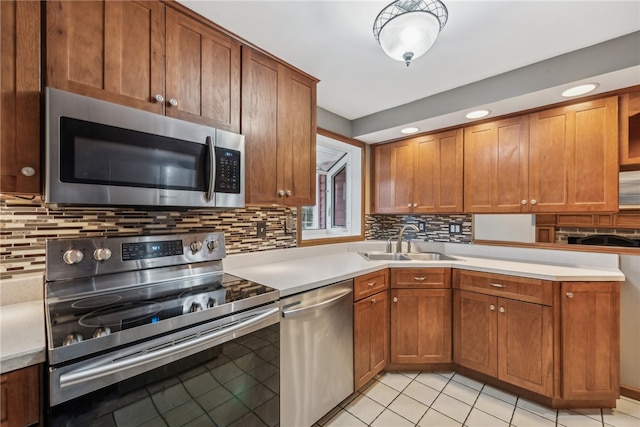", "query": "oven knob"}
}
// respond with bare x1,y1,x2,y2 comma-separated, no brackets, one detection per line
63,249,84,265
93,247,112,262
93,327,111,338
62,333,83,346
190,241,203,253
207,240,219,251
189,302,203,313
207,298,216,308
